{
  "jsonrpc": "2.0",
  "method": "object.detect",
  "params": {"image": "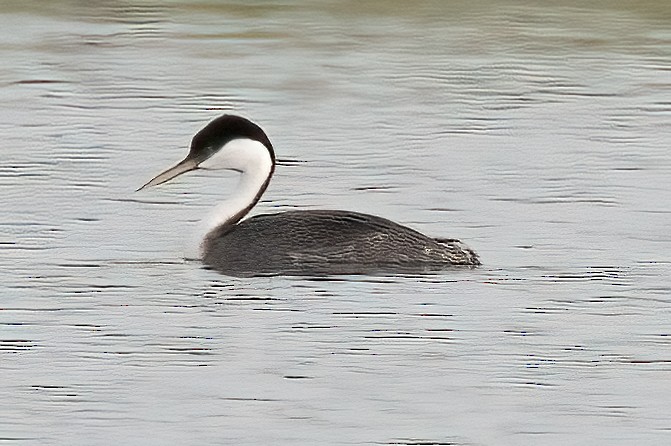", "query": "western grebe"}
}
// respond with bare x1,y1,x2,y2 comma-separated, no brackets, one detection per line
139,115,479,276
